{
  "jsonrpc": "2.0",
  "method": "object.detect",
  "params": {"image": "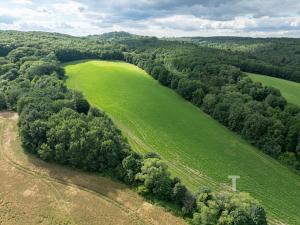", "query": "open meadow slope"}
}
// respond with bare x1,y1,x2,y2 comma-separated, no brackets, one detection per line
0,112,186,225
247,72,300,107
66,60,300,225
